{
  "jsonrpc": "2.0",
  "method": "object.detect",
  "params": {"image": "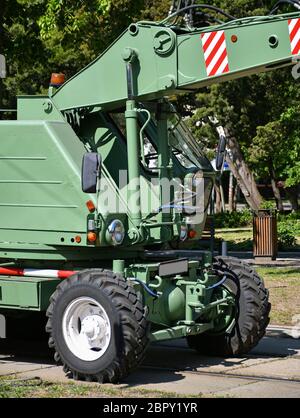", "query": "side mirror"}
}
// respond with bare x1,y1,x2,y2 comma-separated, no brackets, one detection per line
216,135,227,171
82,153,101,193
